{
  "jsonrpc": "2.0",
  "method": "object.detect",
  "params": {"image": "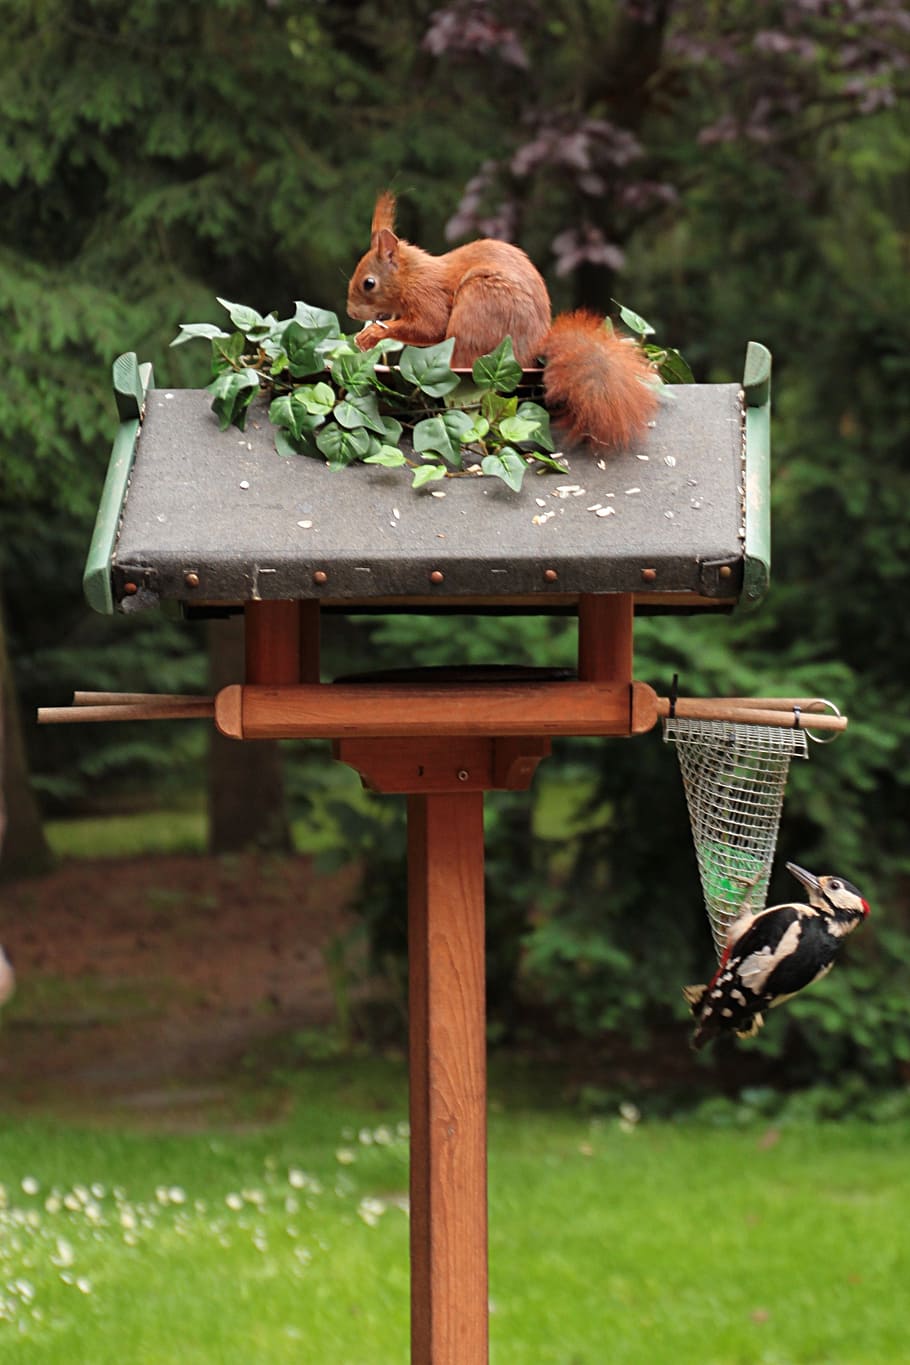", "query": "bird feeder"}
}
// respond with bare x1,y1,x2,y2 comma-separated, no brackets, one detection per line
40,341,845,1363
